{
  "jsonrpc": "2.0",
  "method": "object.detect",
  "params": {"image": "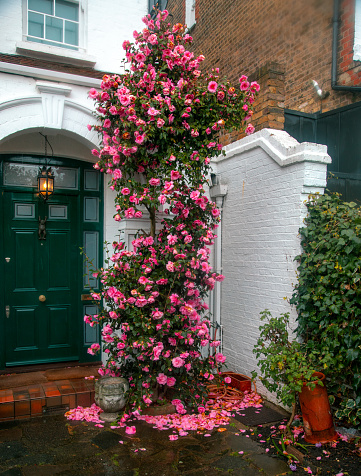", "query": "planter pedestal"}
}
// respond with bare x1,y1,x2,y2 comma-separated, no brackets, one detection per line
299,372,337,444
